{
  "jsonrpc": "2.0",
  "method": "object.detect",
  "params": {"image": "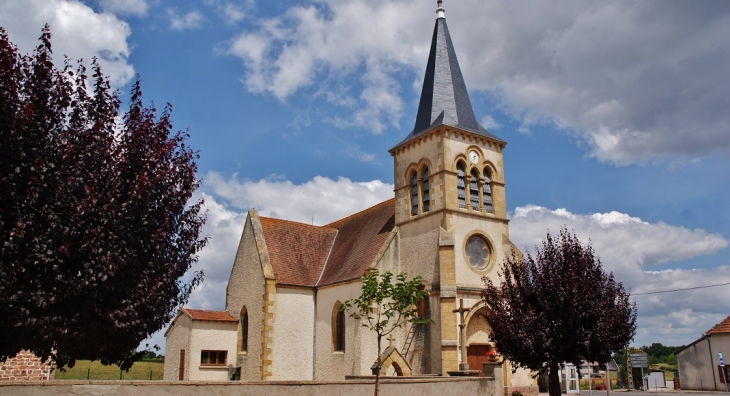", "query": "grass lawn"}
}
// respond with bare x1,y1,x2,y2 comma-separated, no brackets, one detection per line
54,360,164,380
